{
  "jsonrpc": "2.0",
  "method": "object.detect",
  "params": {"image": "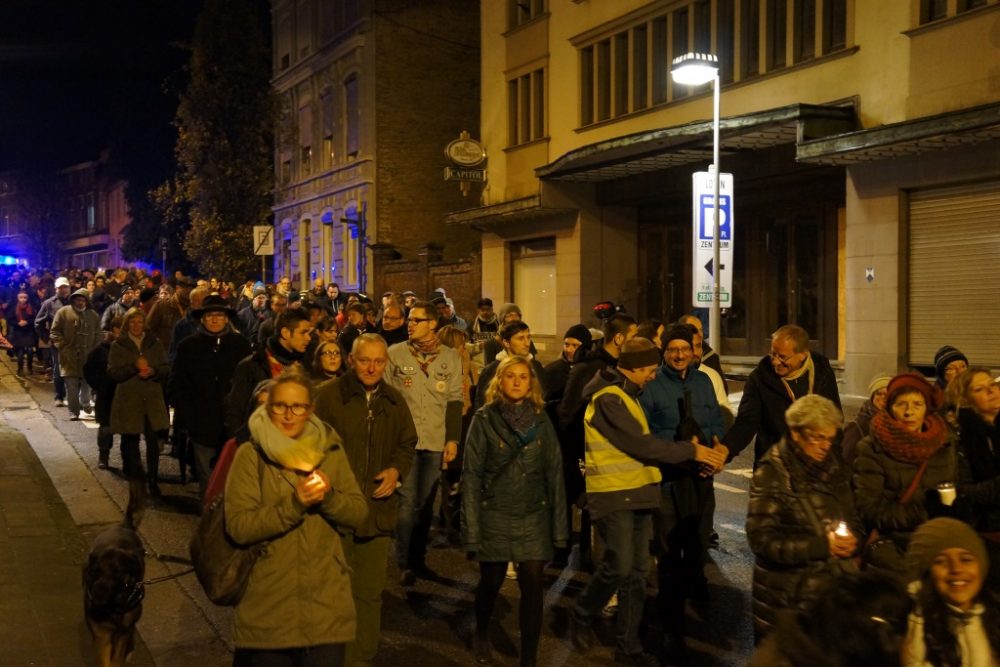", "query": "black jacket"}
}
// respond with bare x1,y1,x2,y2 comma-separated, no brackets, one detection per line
724,352,841,463
168,329,252,445
955,408,1000,534
83,340,115,426
314,371,417,538
747,438,861,637
224,338,303,441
